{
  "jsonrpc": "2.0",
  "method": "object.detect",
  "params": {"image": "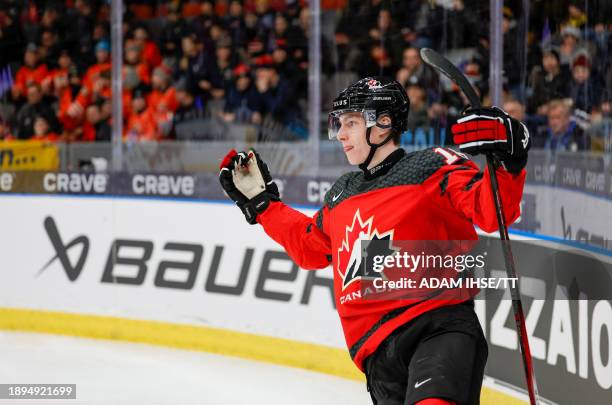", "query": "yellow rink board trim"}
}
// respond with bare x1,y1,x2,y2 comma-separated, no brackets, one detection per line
0,308,525,404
